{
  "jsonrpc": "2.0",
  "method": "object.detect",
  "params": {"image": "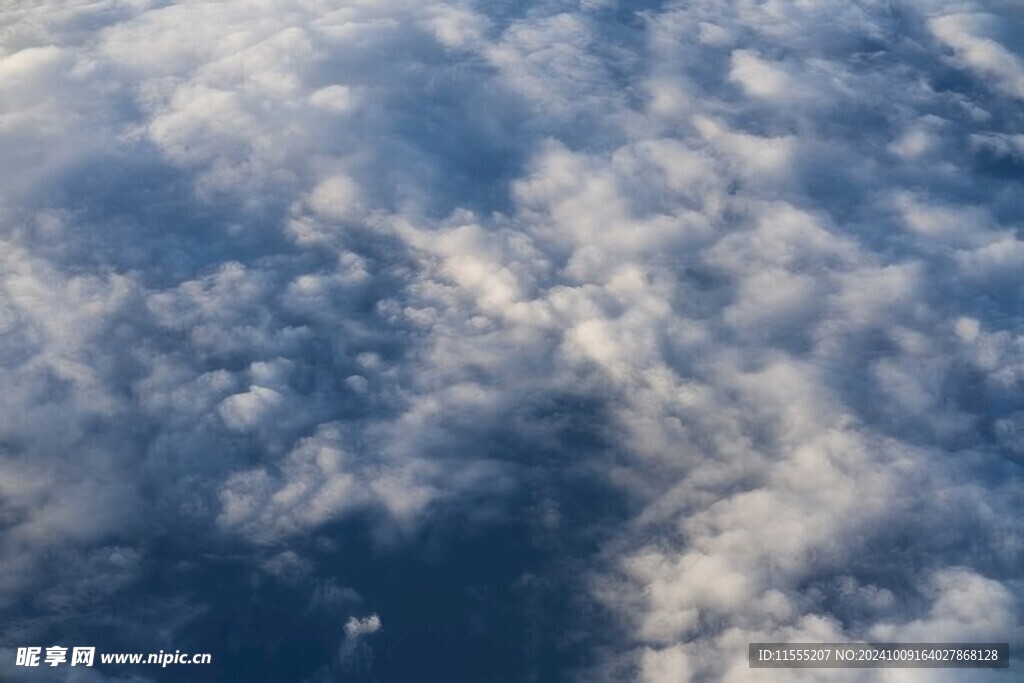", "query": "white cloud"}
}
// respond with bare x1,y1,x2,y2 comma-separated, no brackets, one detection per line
344,614,382,639
930,13,1024,99
219,385,286,431
309,85,358,113
729,50,805,101
307,175,363,221
2,0,1023,679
